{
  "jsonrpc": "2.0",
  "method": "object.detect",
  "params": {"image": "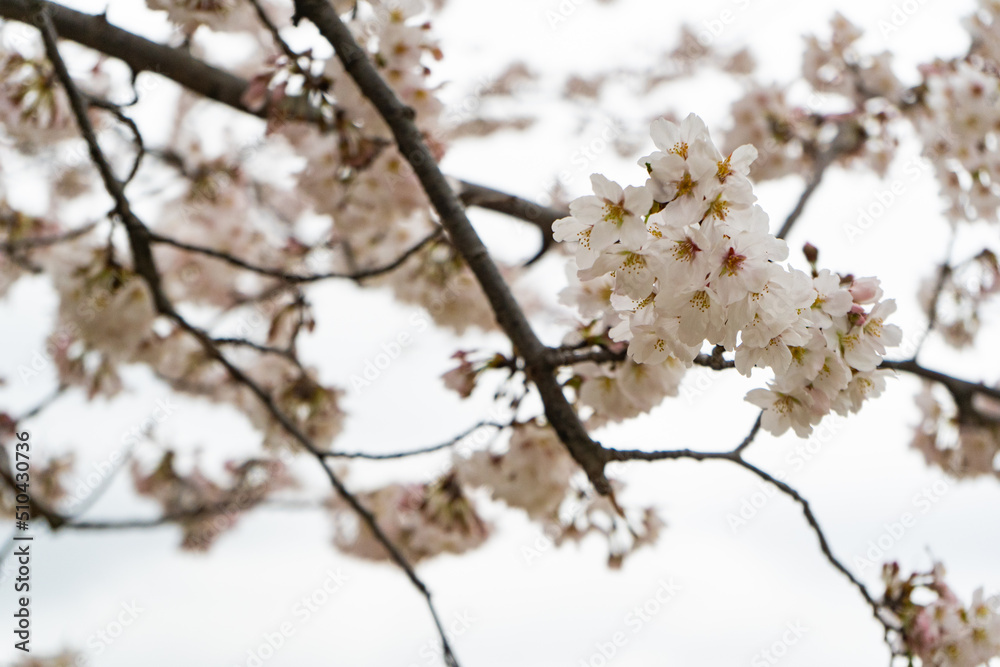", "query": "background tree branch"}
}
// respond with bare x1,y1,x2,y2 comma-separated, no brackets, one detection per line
290,0,613,498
